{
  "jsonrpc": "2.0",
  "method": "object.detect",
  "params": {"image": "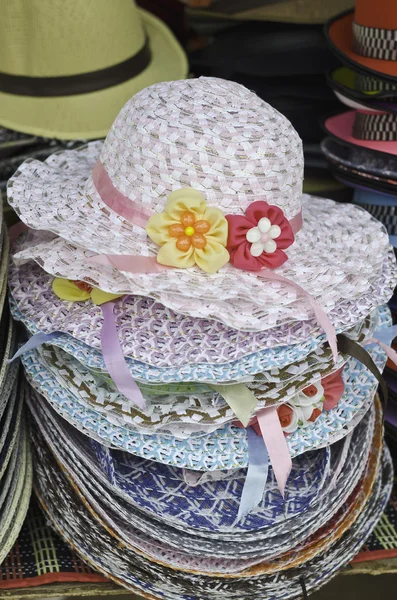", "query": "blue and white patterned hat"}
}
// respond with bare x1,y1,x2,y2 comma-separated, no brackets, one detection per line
22,339,387,470
29,391,375,543
28,402,377,573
